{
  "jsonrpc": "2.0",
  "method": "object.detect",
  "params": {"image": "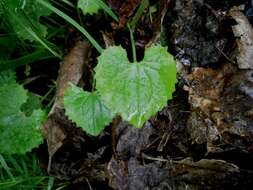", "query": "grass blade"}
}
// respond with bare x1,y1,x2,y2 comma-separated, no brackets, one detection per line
60,0,75,7
26,27,61,58
6,155,23,174
47,176,55,190
37,0,104,53
0,154,15,181
94,0,119,22
0,49,54,71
